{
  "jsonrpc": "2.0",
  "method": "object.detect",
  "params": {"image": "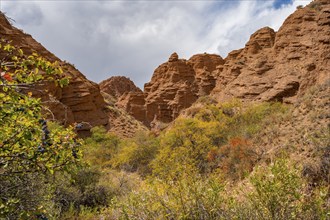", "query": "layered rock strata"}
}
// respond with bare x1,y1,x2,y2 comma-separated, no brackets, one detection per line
0,12,109,131
103,53,224,128
212,0,330,103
